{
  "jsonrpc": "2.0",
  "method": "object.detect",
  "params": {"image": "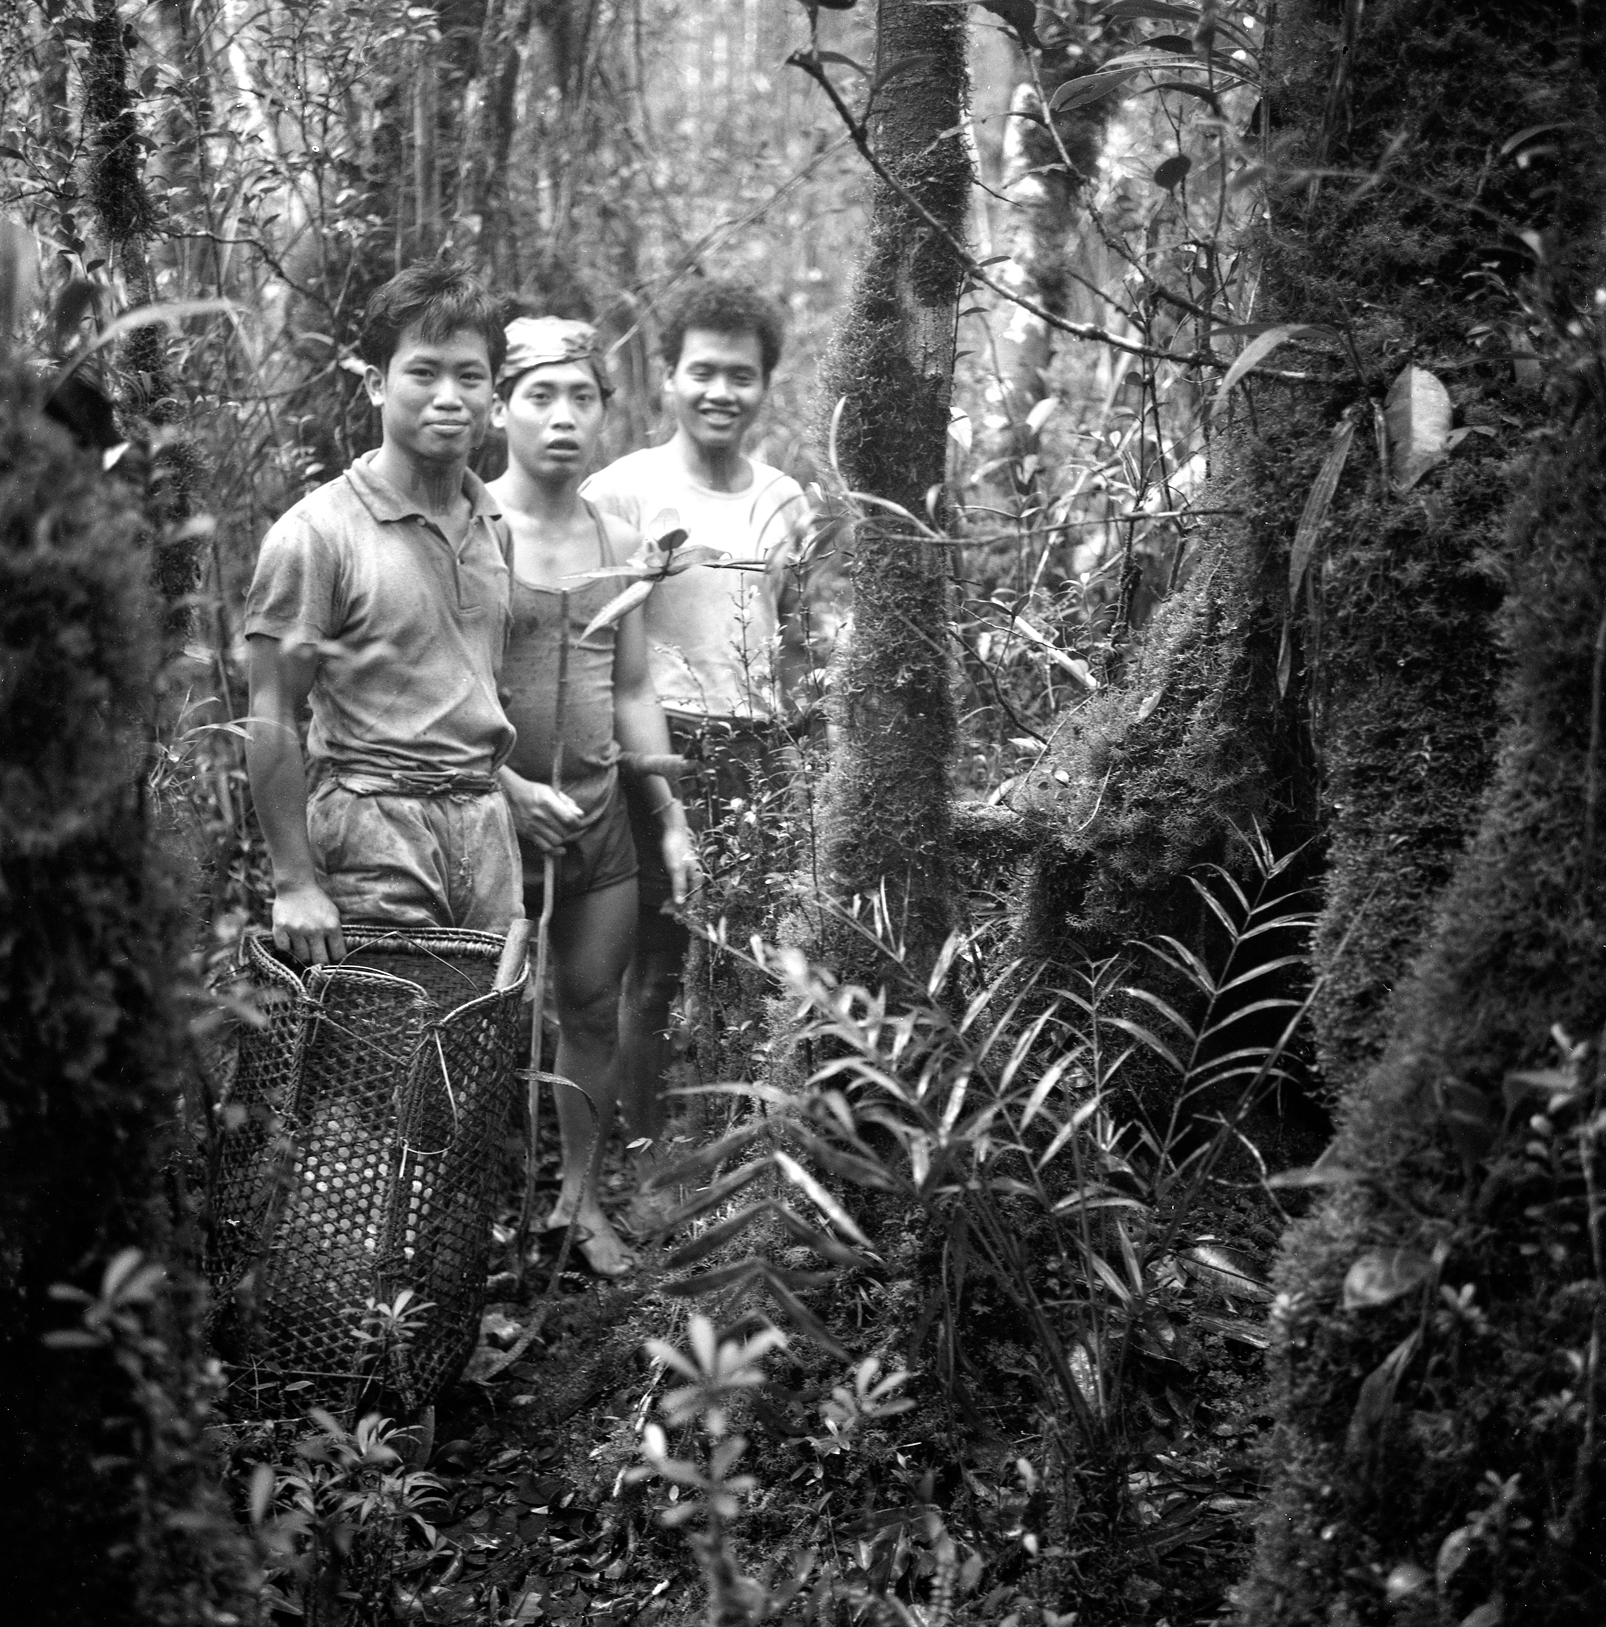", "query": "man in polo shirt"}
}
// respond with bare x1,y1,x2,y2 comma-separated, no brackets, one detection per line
245,262,519,964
